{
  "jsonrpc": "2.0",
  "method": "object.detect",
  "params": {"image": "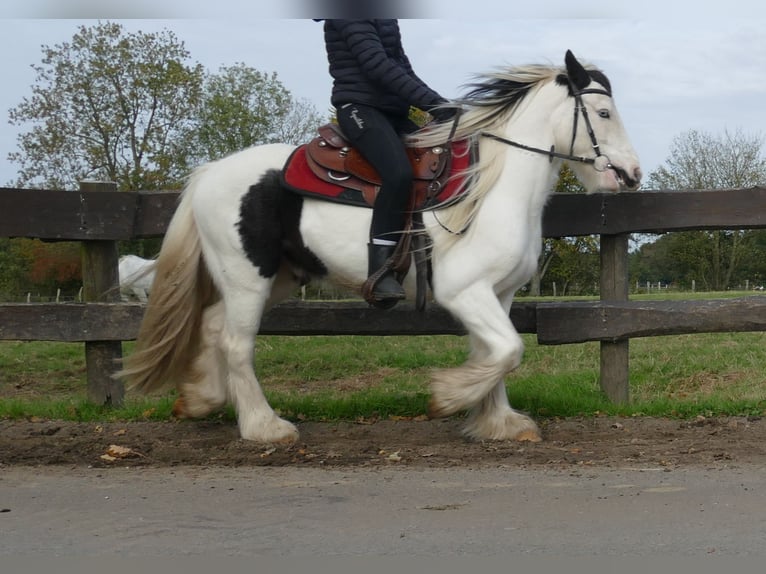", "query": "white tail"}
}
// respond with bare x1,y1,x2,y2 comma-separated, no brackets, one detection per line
117,174,217,392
